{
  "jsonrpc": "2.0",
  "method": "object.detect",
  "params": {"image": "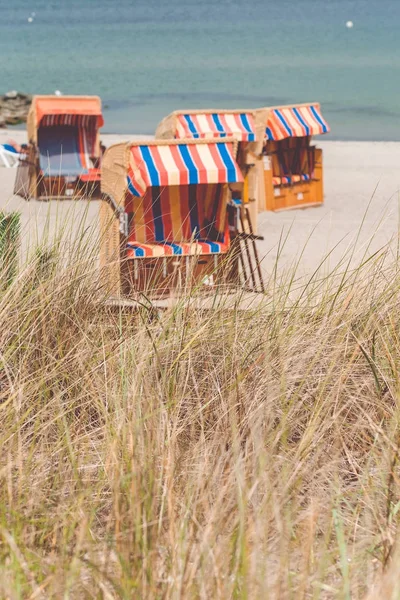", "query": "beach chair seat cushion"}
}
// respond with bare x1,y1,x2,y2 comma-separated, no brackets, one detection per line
273,174,311,186
126,239,229,258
